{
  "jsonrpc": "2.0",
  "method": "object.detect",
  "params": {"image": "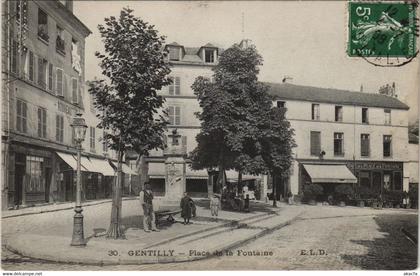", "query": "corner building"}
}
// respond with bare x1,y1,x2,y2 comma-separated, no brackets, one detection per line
1,0,123,210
